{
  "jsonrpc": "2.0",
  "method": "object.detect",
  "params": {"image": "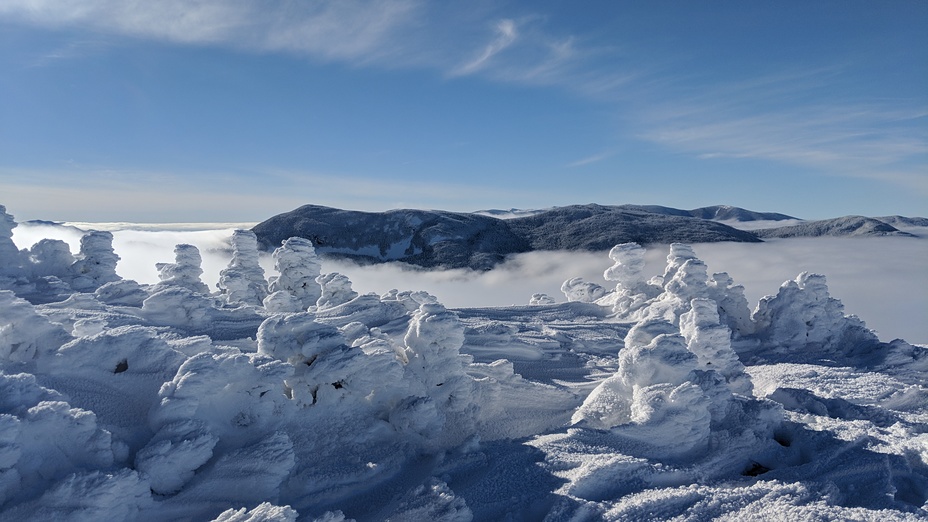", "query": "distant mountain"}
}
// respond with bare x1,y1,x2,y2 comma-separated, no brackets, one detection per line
253,204,760,269
754,216,915,238
613,204,797,222
505,204,761,251
252,205,530,270
875,215,928,228
252,205,924,269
